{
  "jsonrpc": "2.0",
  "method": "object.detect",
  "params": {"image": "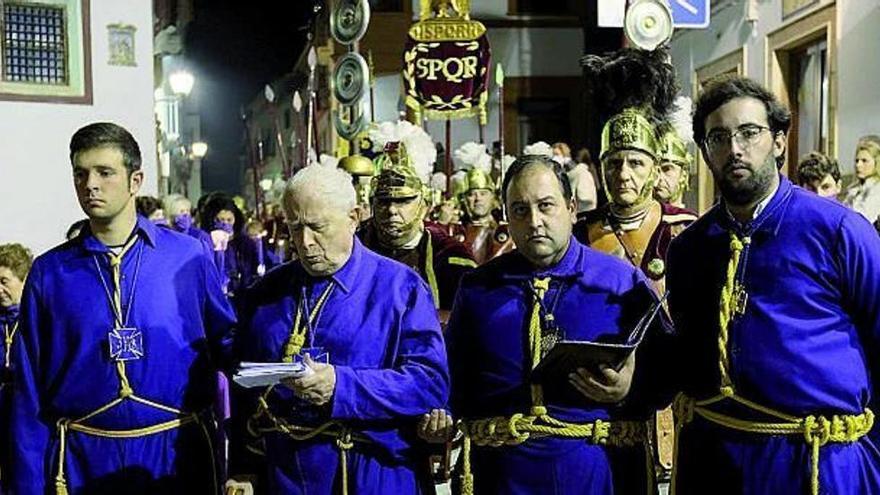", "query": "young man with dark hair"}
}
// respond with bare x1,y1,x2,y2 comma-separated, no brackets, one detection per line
667,76,880,494
796,151,842,199
10,122,236,494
